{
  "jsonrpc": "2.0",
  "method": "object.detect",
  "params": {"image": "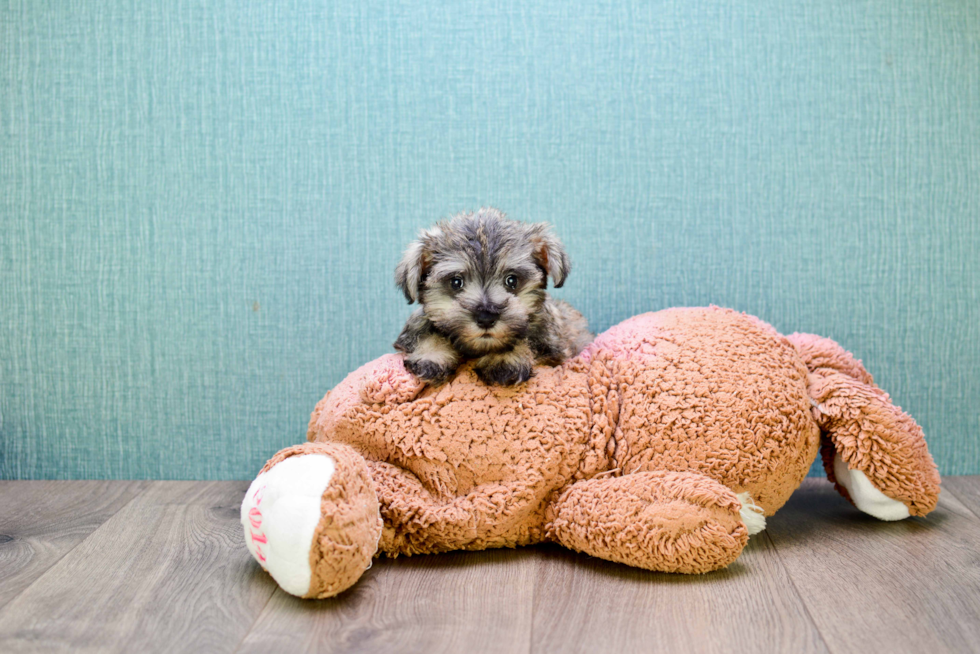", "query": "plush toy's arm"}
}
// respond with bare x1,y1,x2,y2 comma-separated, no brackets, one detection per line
367,460,479,555
366,460,544,555
547,471,760,574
